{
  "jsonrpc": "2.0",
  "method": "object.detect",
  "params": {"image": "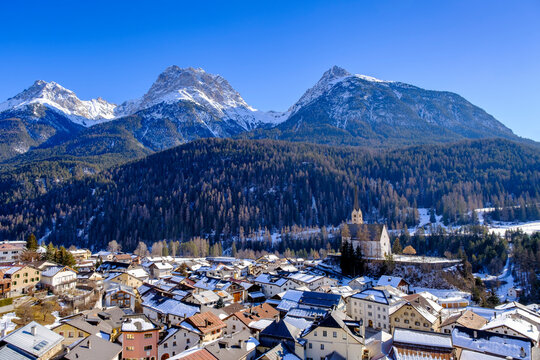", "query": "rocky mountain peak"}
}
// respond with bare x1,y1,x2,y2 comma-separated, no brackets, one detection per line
0,80,117,126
